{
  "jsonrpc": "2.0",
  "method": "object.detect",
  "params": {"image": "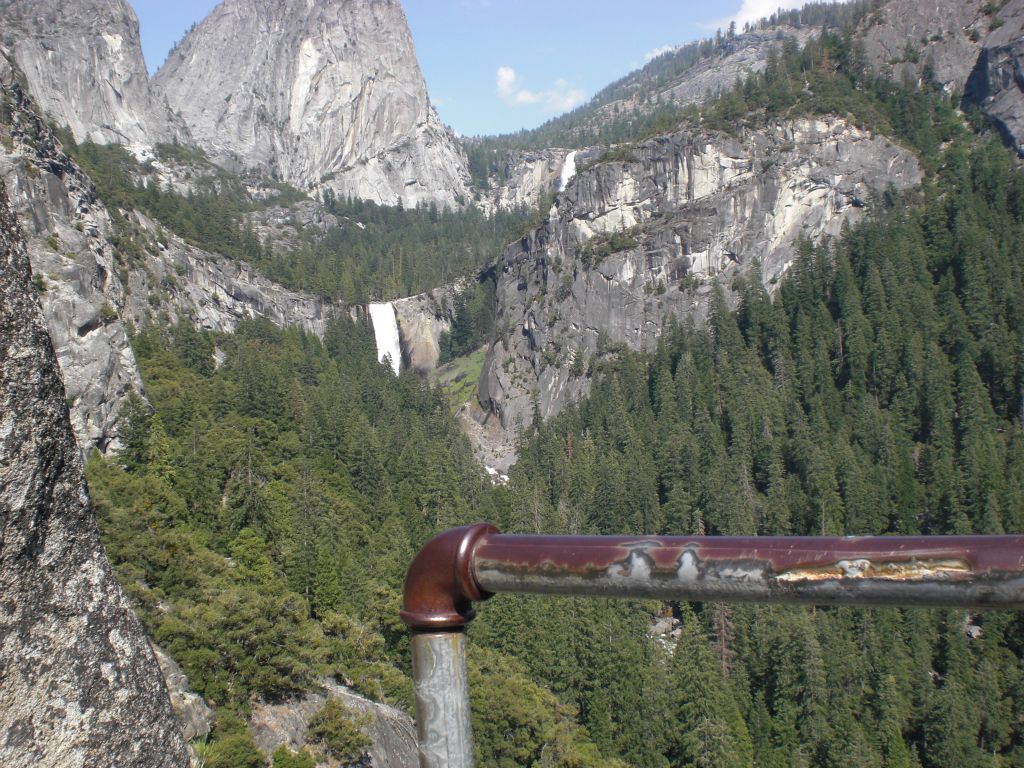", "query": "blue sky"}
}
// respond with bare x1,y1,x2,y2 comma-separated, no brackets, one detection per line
131,0,808,137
